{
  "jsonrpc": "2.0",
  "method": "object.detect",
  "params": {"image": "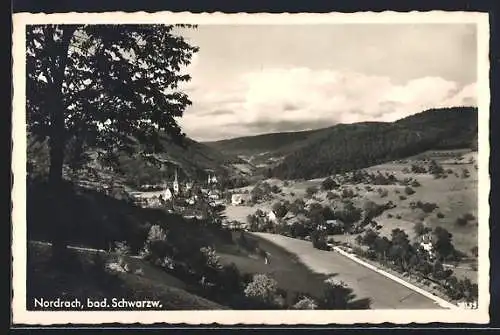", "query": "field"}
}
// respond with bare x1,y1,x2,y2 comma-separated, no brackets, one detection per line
226,149,479,283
